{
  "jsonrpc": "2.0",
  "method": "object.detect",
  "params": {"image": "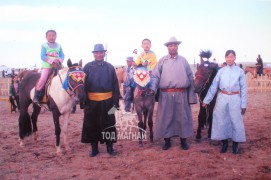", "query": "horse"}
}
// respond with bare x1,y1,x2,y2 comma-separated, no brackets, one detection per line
194,50,219,140
244,66,271,79
18,59,86,153
133,65,155,145
115,66,126,98
17,69,39,81
244,66,257,79
263,68,271,79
